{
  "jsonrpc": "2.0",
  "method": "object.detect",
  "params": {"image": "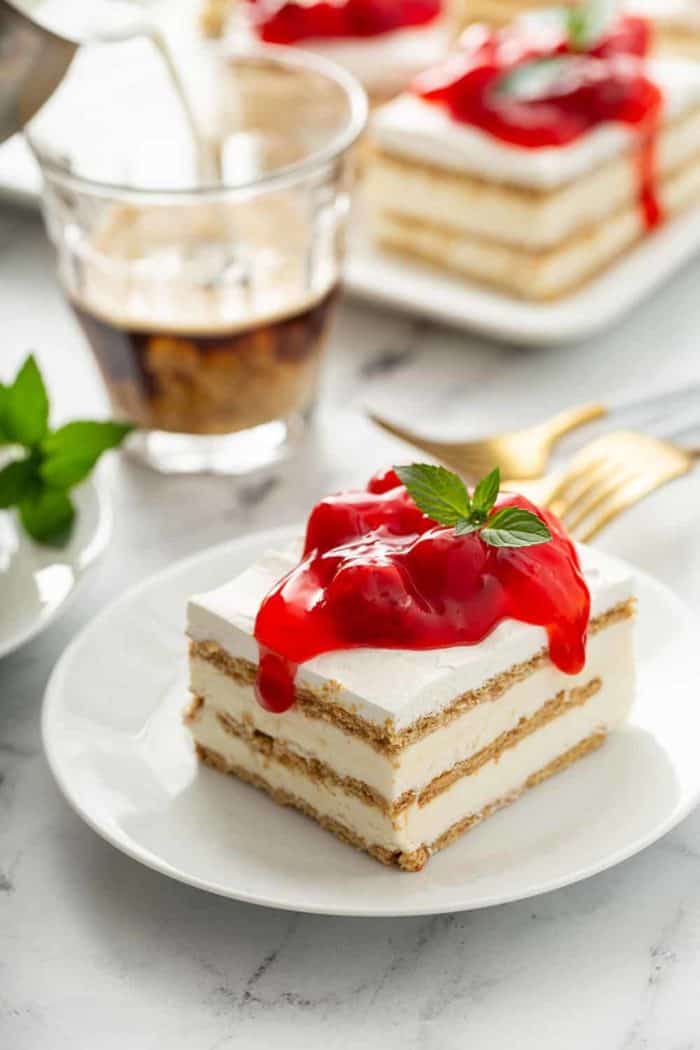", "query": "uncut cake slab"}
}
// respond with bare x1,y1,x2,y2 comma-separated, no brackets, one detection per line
348,8,700,342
